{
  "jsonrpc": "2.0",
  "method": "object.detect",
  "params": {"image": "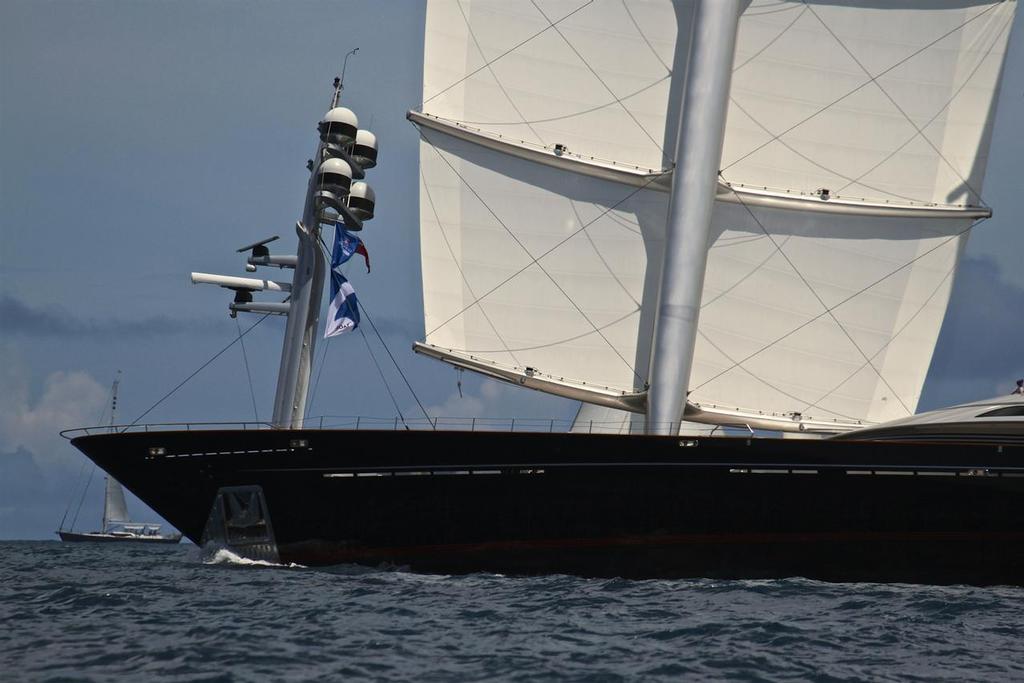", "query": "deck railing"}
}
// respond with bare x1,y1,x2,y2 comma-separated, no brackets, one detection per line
60,417,750,439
